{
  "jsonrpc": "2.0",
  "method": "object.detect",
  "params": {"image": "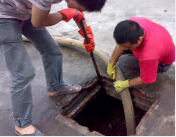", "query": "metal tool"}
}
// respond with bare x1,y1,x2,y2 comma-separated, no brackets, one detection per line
80,19,104,91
